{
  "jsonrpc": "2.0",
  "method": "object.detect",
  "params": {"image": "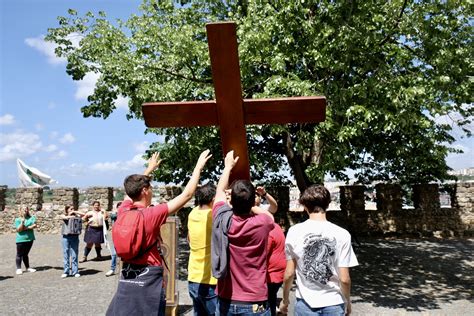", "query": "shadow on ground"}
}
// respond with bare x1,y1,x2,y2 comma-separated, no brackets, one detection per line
178,305,193,315
78,268,102,276
35,265,62,272
351,238,473,312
